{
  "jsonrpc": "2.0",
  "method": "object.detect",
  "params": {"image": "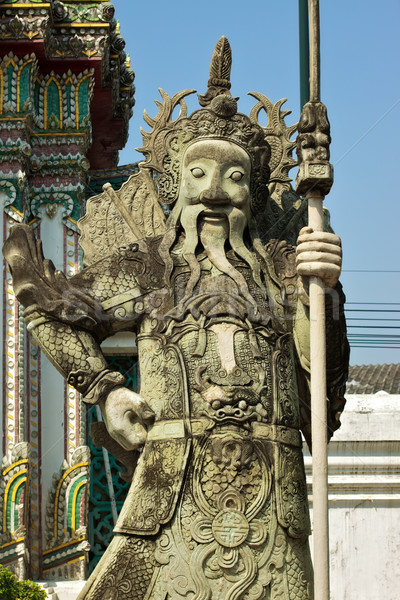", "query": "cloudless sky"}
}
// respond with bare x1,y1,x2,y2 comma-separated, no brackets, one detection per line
113,0,400,366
